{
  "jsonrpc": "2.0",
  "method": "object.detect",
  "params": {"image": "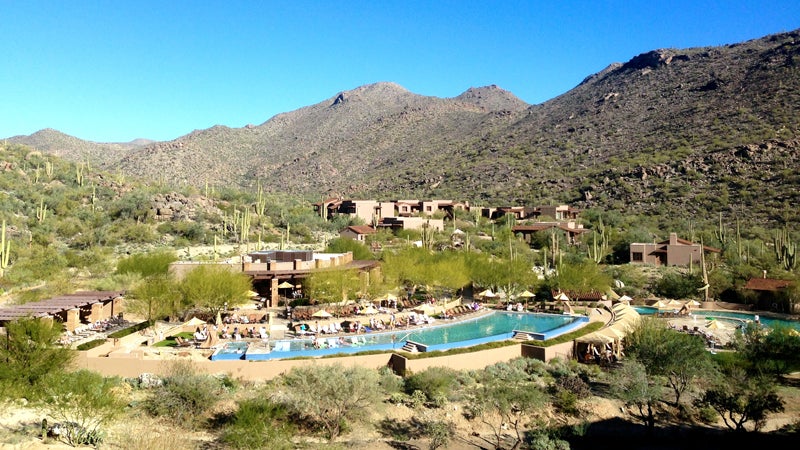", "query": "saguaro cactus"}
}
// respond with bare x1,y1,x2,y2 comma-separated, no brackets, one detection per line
0,220,10,277
774,228,797,271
